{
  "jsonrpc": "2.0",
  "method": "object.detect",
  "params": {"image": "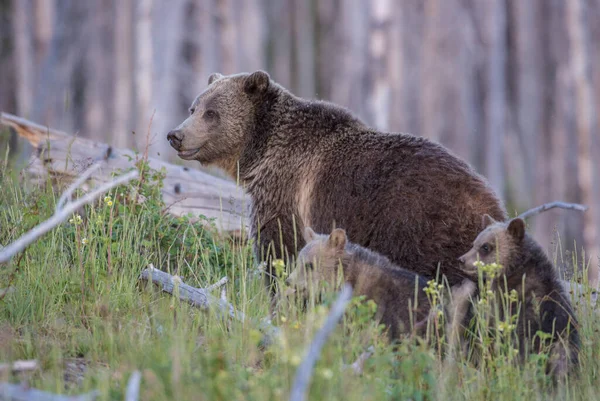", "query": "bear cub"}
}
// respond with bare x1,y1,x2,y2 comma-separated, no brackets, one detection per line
287,227,432,341
458,216,580,379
